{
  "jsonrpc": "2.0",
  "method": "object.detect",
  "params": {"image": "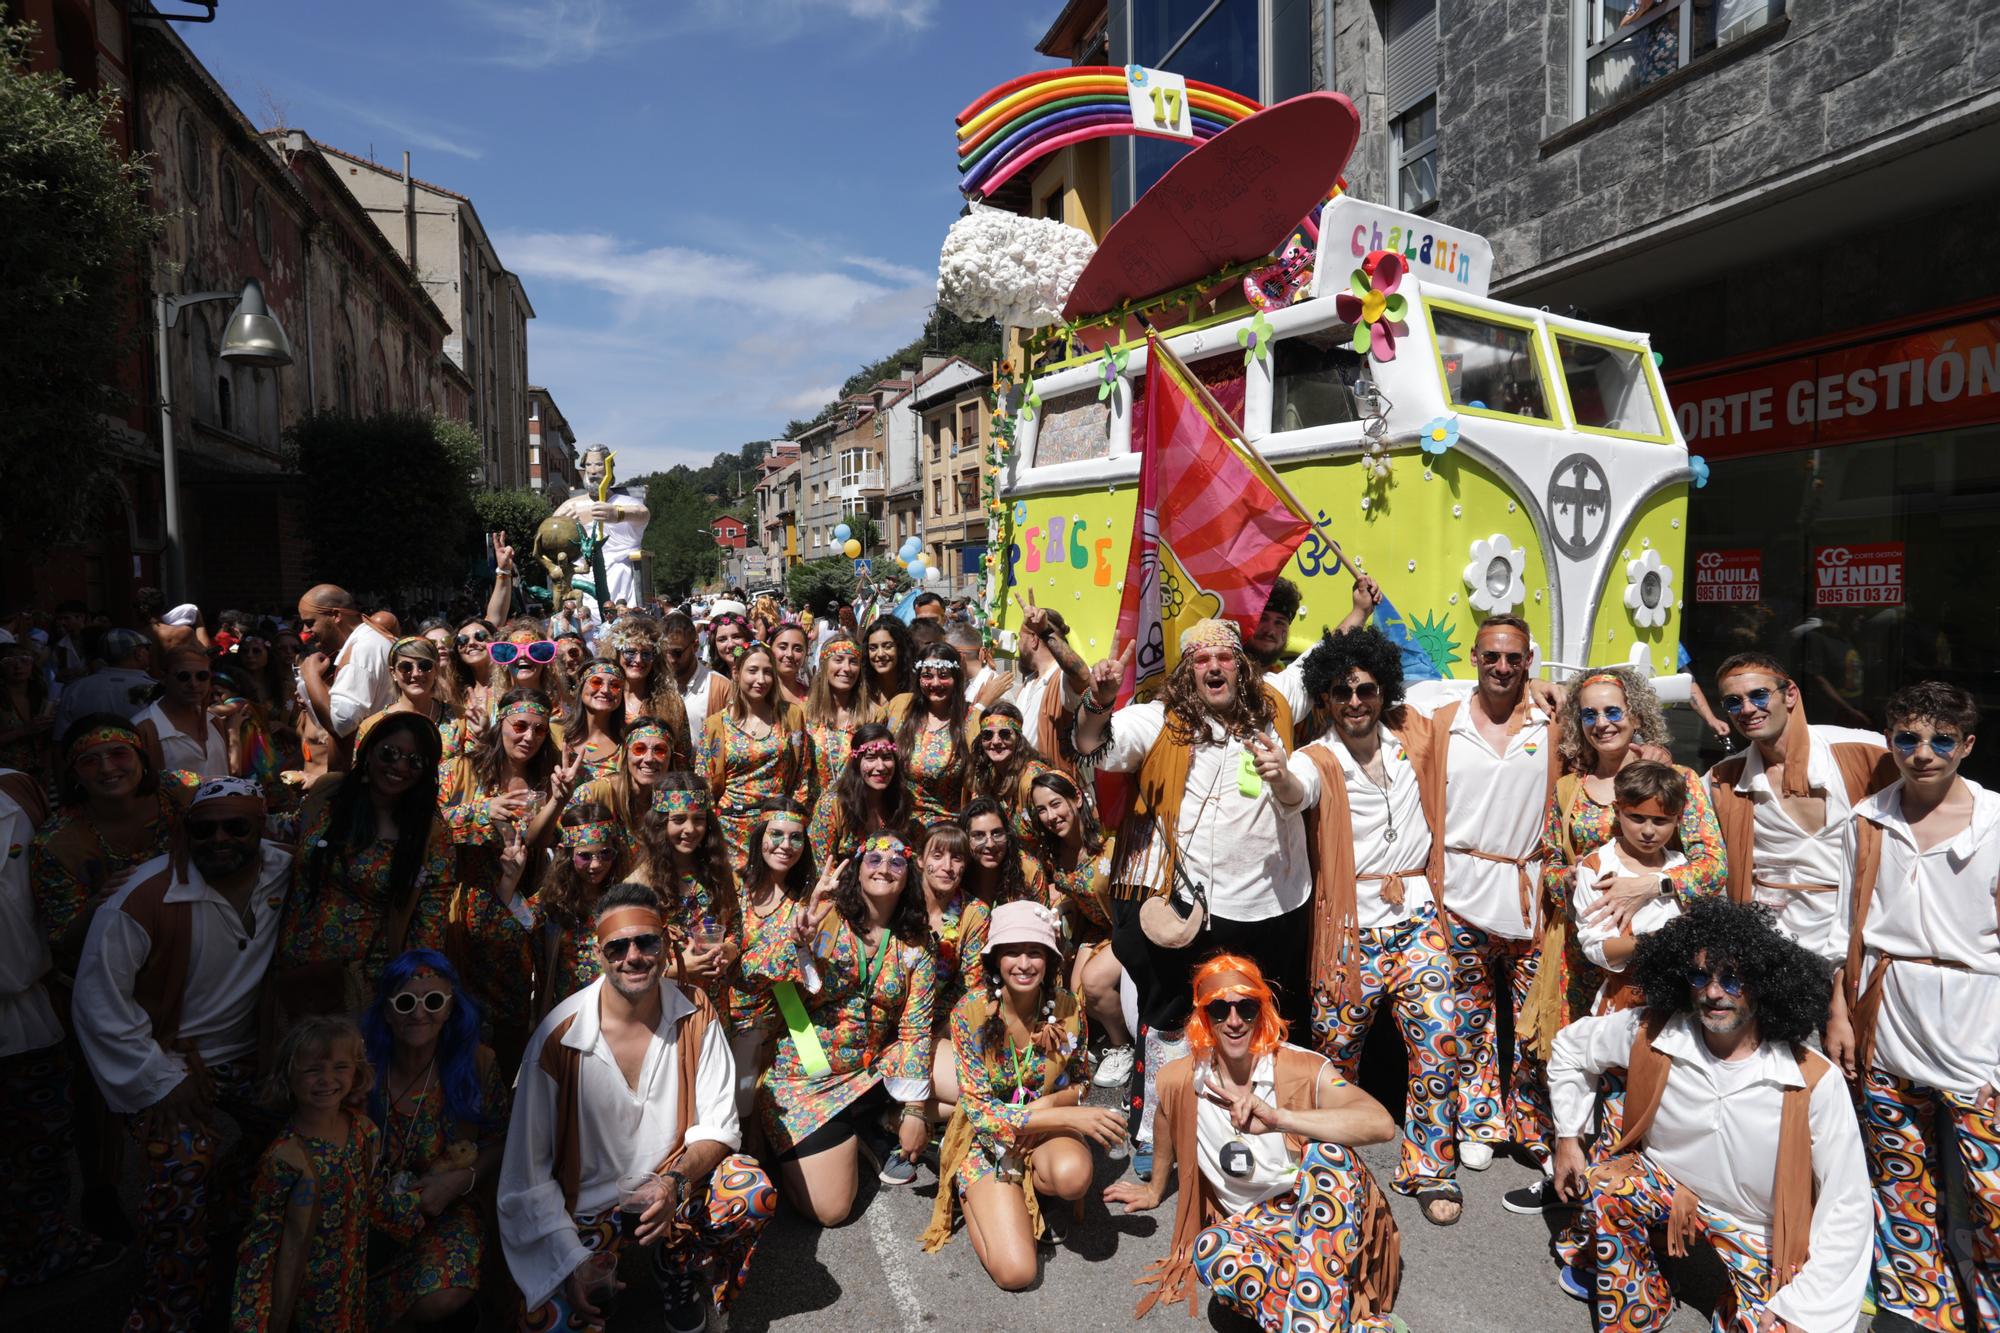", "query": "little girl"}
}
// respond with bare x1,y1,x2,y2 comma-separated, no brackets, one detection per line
232,1016,420,1331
